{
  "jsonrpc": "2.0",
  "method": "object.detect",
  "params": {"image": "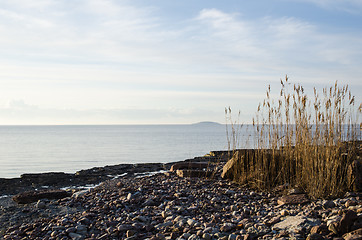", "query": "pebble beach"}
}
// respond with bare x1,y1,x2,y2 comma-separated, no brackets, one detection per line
0,161,361,240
